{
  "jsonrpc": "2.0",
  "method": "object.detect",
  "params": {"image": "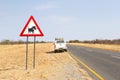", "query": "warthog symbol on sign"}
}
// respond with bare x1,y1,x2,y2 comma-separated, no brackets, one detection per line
28,26,36,33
